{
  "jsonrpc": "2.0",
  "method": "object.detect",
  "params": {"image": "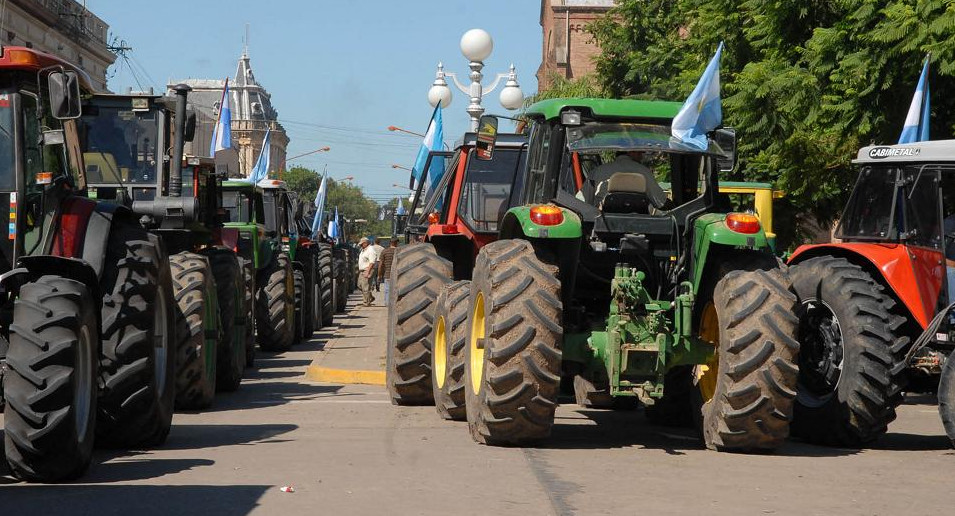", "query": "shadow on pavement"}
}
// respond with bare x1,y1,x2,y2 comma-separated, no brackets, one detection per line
871,432,954,452
0,484,270,515
539,407,862,457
